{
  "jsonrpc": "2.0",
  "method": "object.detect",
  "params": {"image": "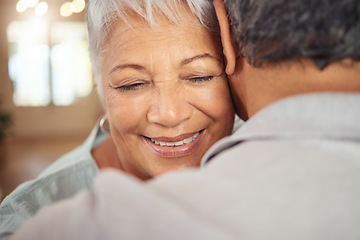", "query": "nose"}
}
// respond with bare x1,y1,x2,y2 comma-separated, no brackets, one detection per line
147,85,193,127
